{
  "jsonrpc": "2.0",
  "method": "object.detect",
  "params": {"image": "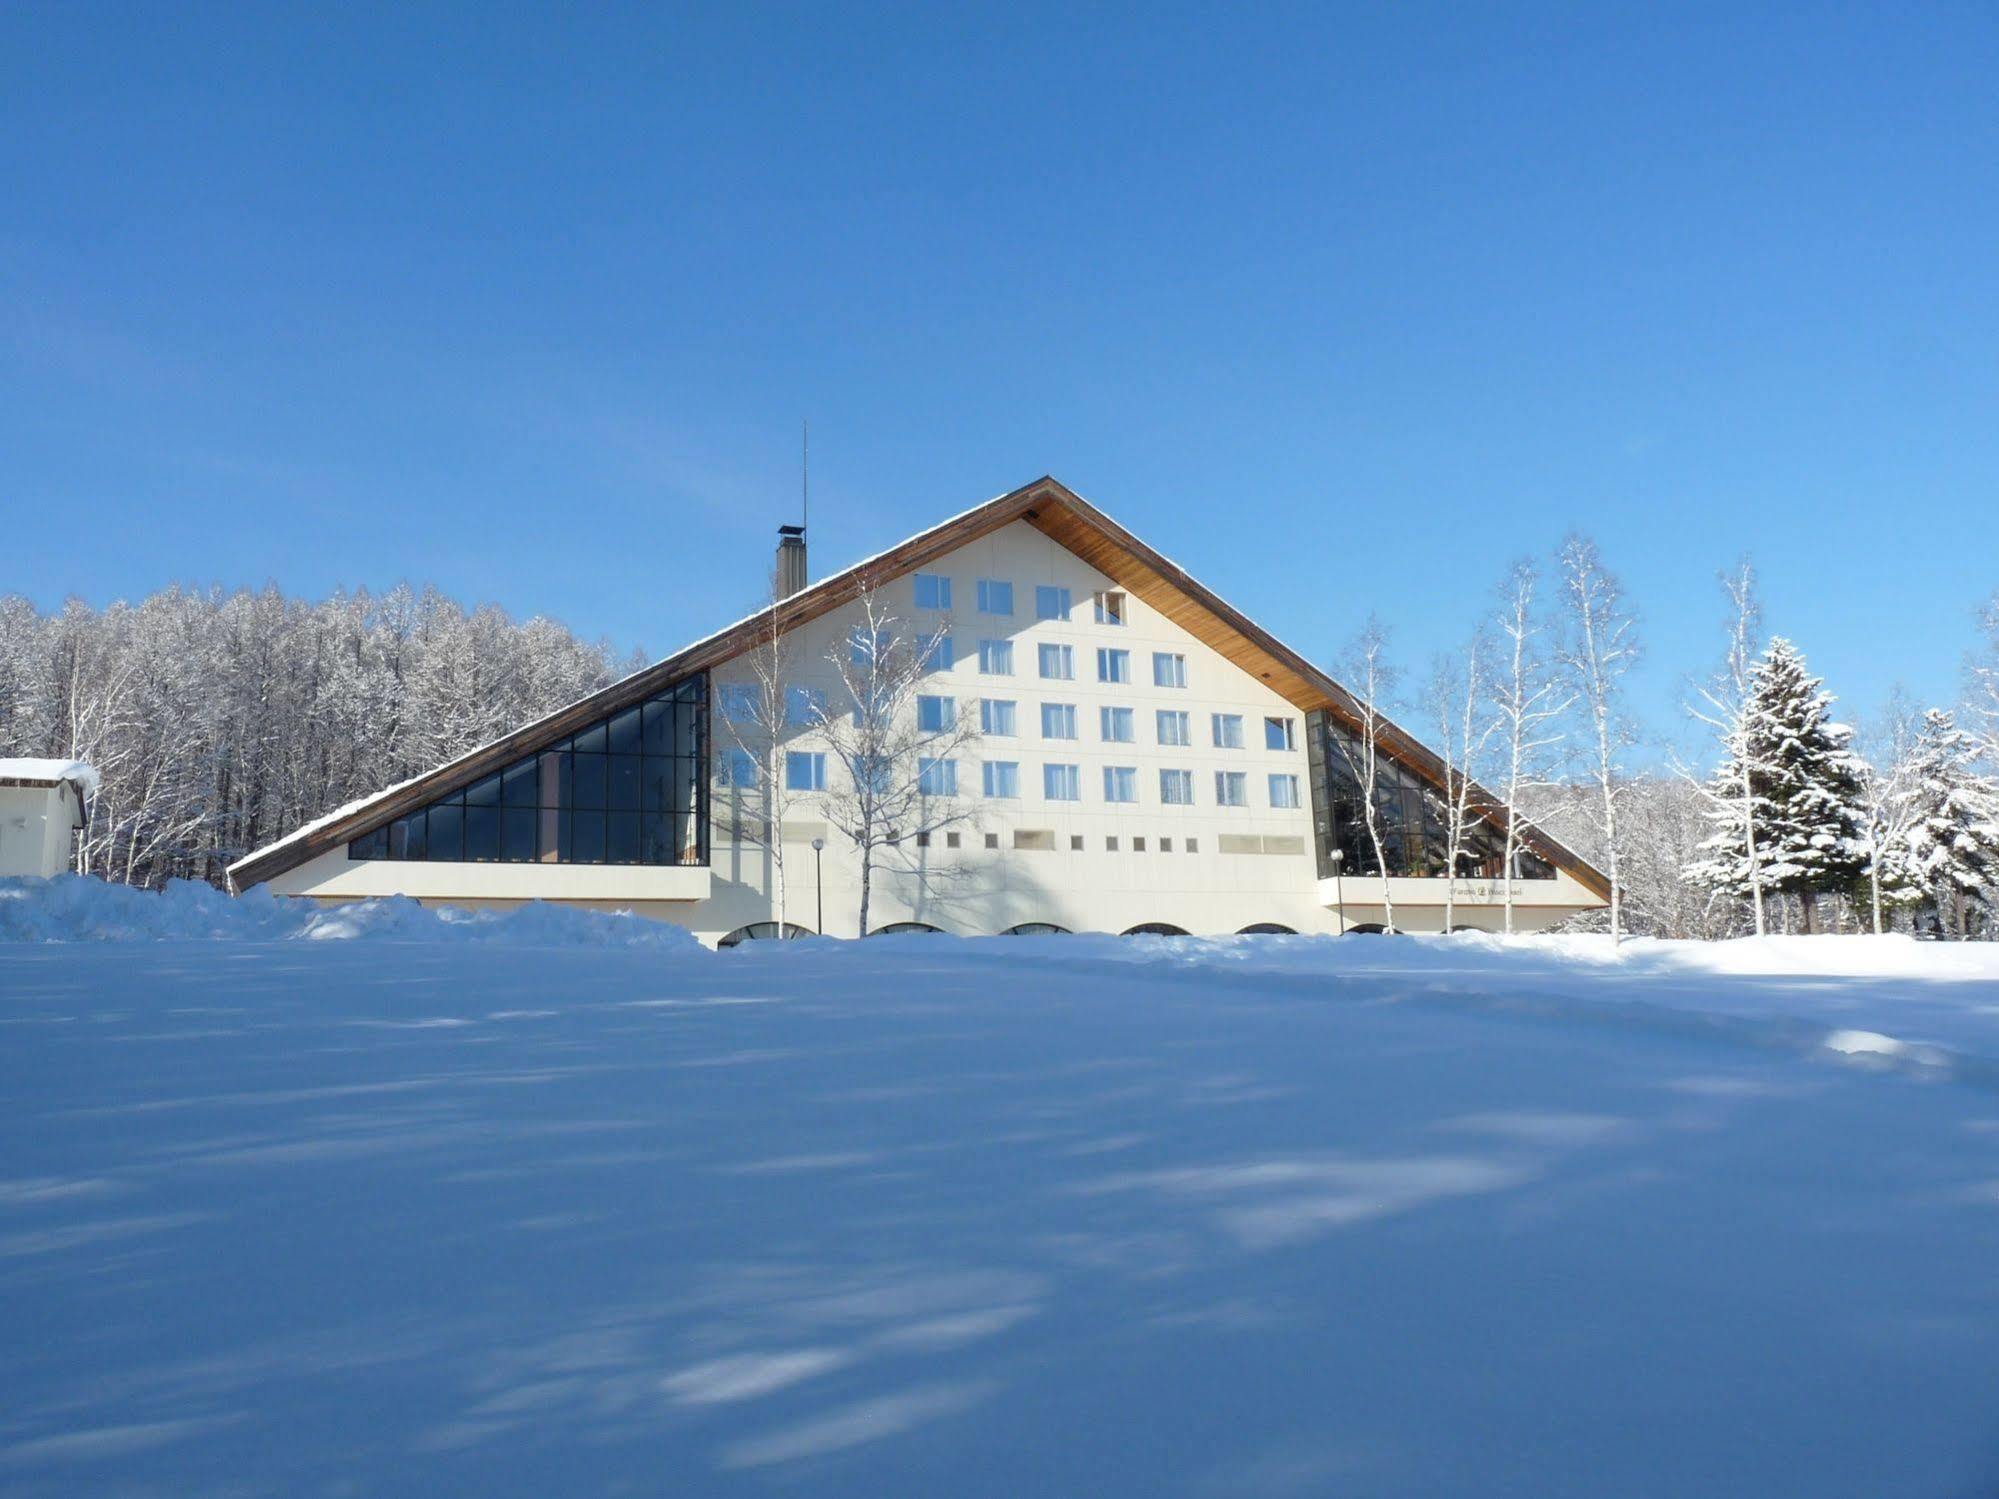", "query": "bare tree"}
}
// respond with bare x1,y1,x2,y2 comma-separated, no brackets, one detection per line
1555,534,1640,944
1854,686,1923,935
1330,618,1400,931
1427,634,1498,934
1969,591,1999,769
716,575,803,932
1489,561,1570,934
1677,559,1770,935
812,582,980,937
